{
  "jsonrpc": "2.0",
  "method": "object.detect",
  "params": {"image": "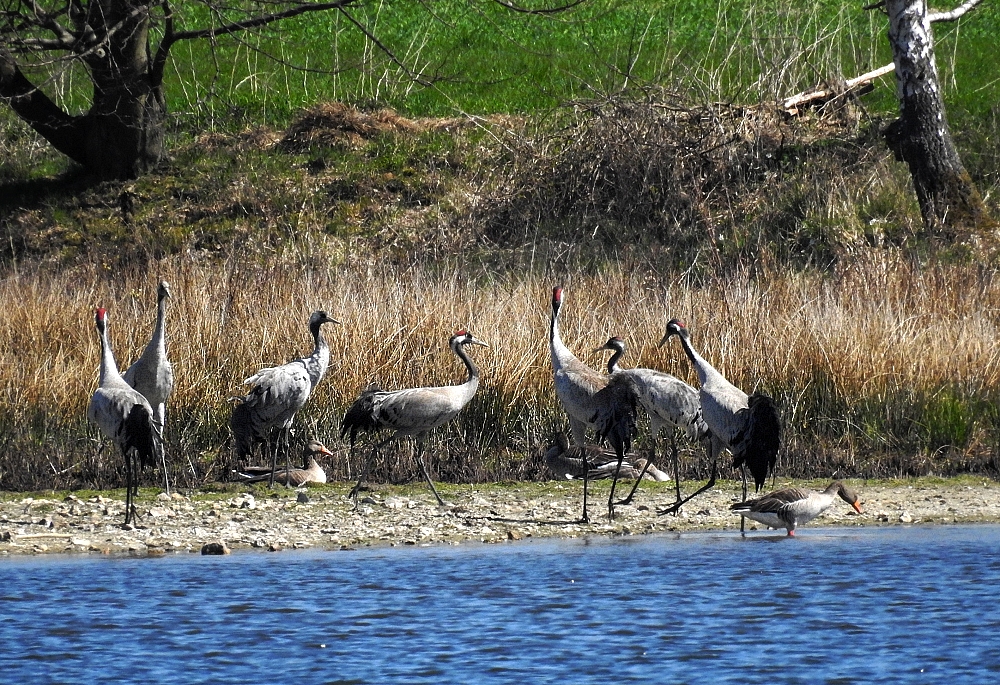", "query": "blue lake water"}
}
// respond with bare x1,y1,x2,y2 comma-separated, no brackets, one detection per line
2,525,999,684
